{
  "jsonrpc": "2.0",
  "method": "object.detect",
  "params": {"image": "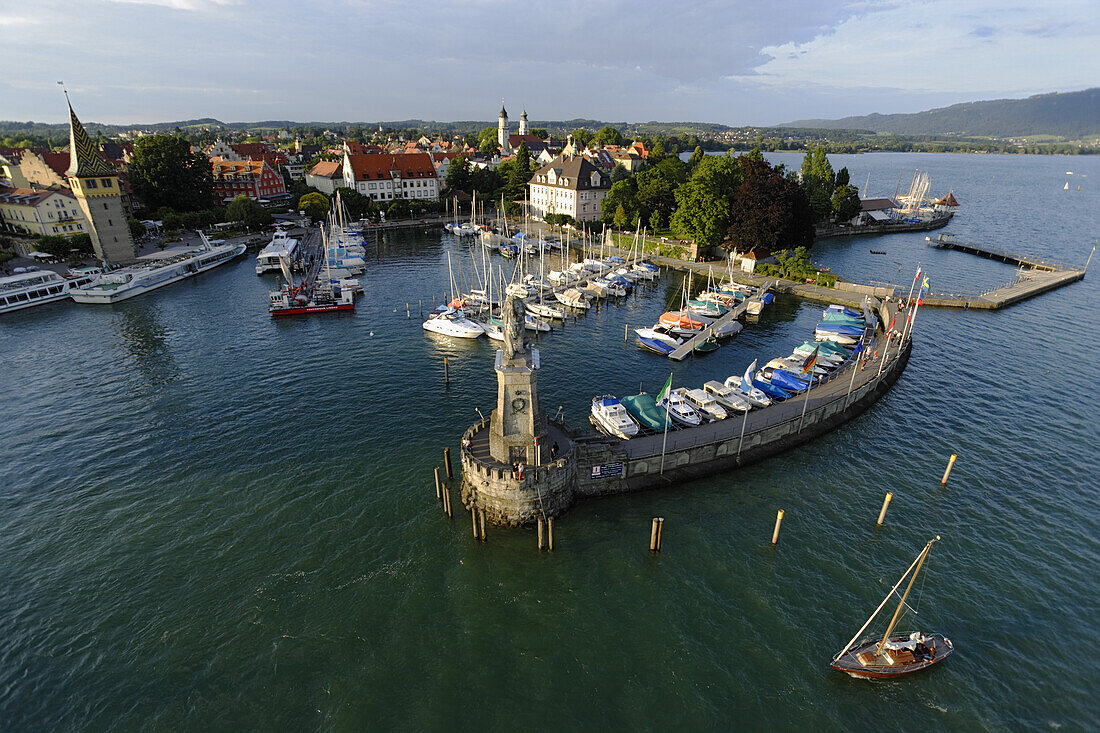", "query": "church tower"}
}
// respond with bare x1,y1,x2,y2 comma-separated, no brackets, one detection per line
497,101,512,155
518,108,529,136
65,97,135,265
